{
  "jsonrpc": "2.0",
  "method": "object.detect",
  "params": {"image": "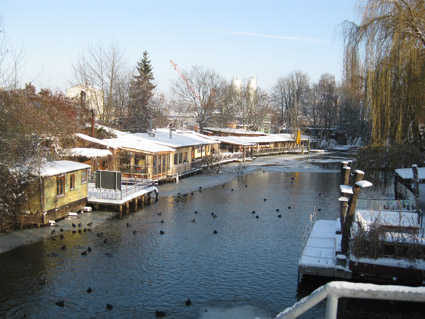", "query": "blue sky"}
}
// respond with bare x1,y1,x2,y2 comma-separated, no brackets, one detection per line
2,0,360,94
